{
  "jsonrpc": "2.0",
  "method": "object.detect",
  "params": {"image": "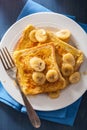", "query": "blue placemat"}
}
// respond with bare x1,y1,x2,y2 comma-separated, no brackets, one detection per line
0,0,87,126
